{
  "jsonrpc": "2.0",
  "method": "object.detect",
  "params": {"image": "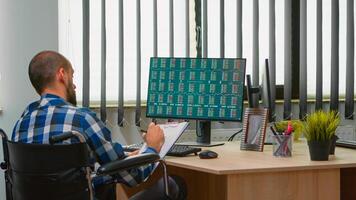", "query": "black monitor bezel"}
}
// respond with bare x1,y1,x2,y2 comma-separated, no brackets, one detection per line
146,57,247,122
262,59,274,122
